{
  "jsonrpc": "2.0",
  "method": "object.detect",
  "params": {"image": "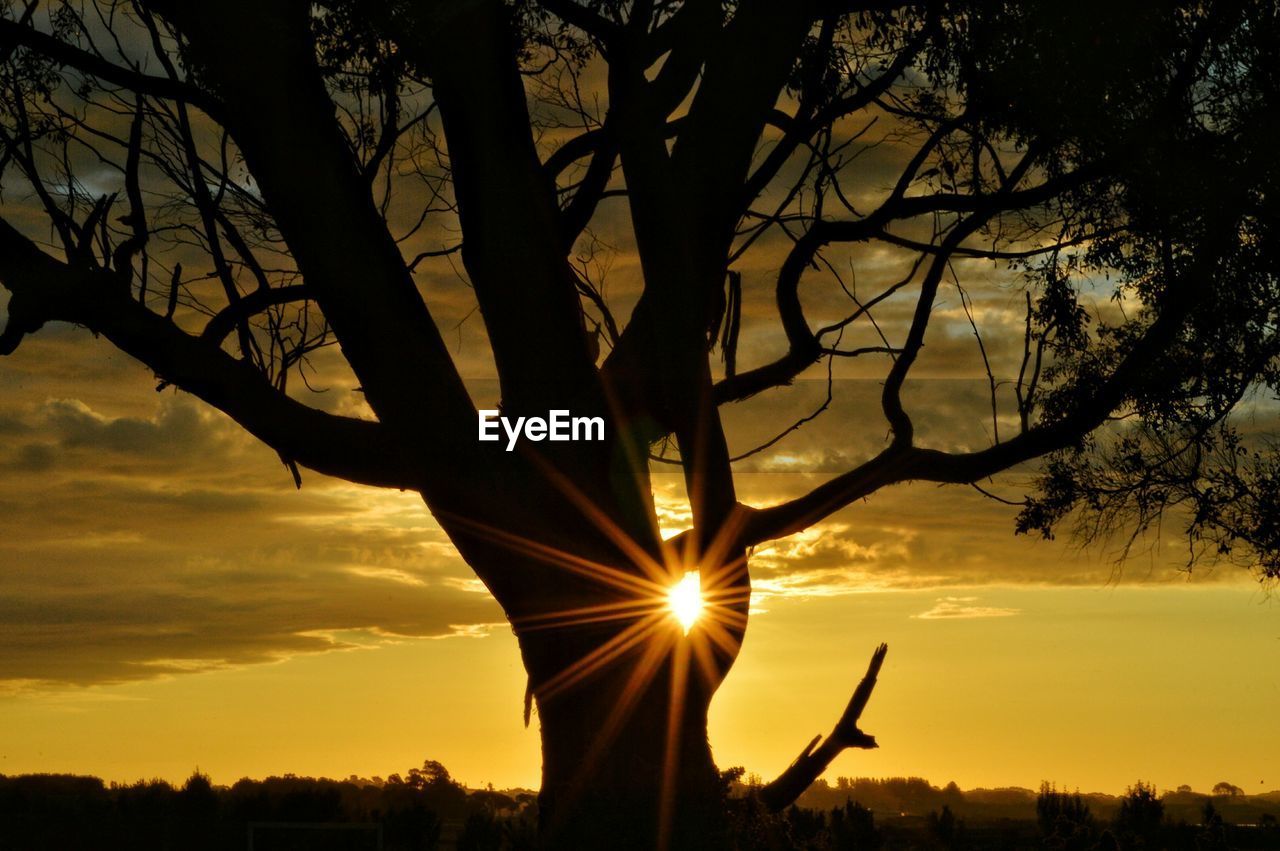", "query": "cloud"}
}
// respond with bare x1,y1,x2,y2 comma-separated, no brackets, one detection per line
4,442,56,472
0,393,505,689
913,596,1022,620
42,397,216,456
344,566,429,587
